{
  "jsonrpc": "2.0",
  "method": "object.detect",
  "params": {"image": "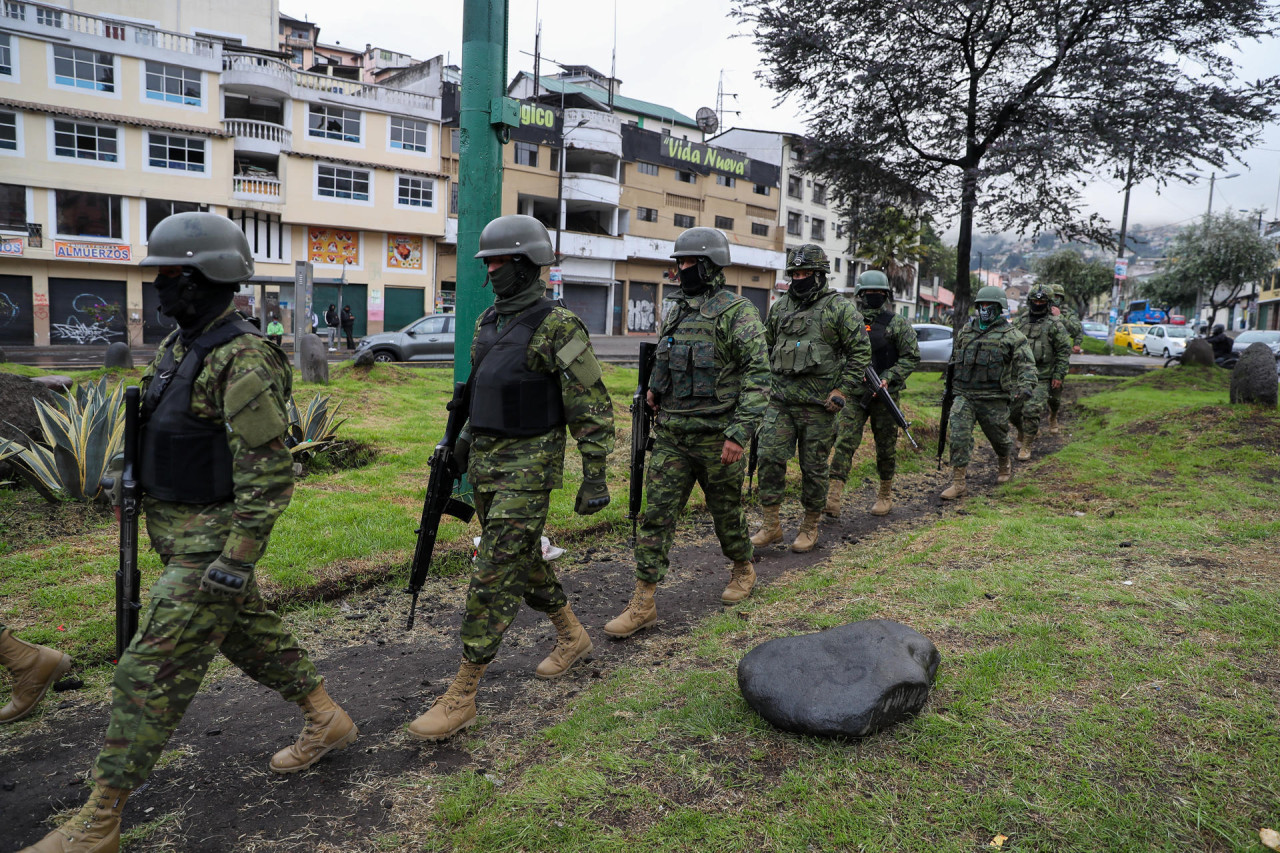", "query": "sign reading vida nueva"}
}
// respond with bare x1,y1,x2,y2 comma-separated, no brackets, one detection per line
54,241,132,262
660,136,749,176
